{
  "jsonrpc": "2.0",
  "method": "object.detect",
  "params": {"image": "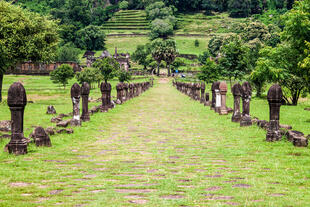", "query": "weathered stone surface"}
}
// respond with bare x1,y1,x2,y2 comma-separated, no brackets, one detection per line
257,120,269,130
293,135,308,147
100,82,112,112
45,127,55,136
90,105,101,114
304,107,310,111
71,83,81,126
6,82,28,155
240,82,252,127
219,81,228,115
231,83,242,122
0,120,11,132
266,84,282,141
56,120,71,128
46,105,56,114
0,134,10,139
81,82,90,122
57,113,69,118
279,124,292,130
51,117,62,123
116,83,123,104
200,82,206,104
56,128,74,134
286,130,304,142
32,127,51,147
